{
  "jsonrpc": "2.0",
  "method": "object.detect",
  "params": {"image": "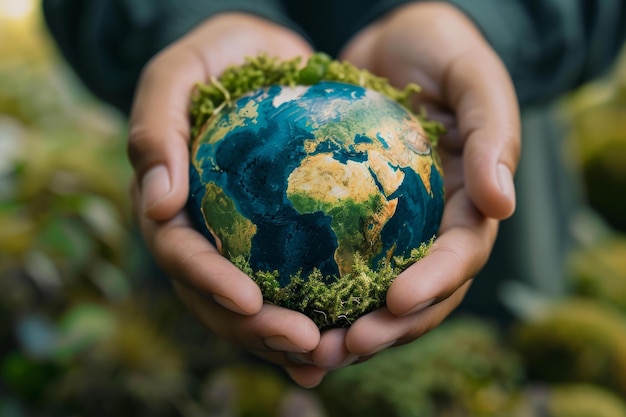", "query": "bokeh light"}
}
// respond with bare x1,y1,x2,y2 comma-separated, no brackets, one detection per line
0,0,36,21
